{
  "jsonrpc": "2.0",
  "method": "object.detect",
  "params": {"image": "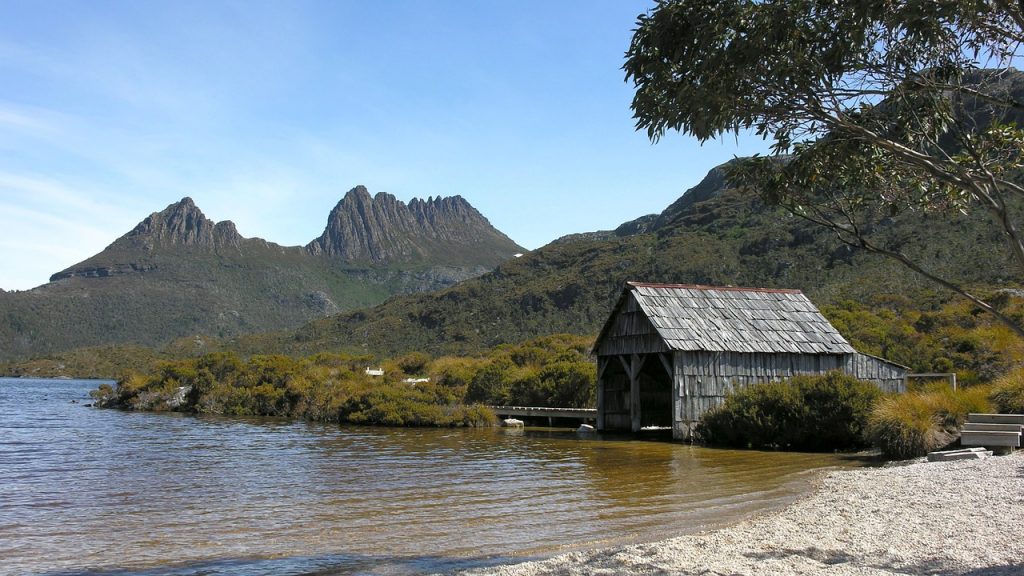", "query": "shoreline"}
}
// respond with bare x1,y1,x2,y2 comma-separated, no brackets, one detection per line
455,451,1024,576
